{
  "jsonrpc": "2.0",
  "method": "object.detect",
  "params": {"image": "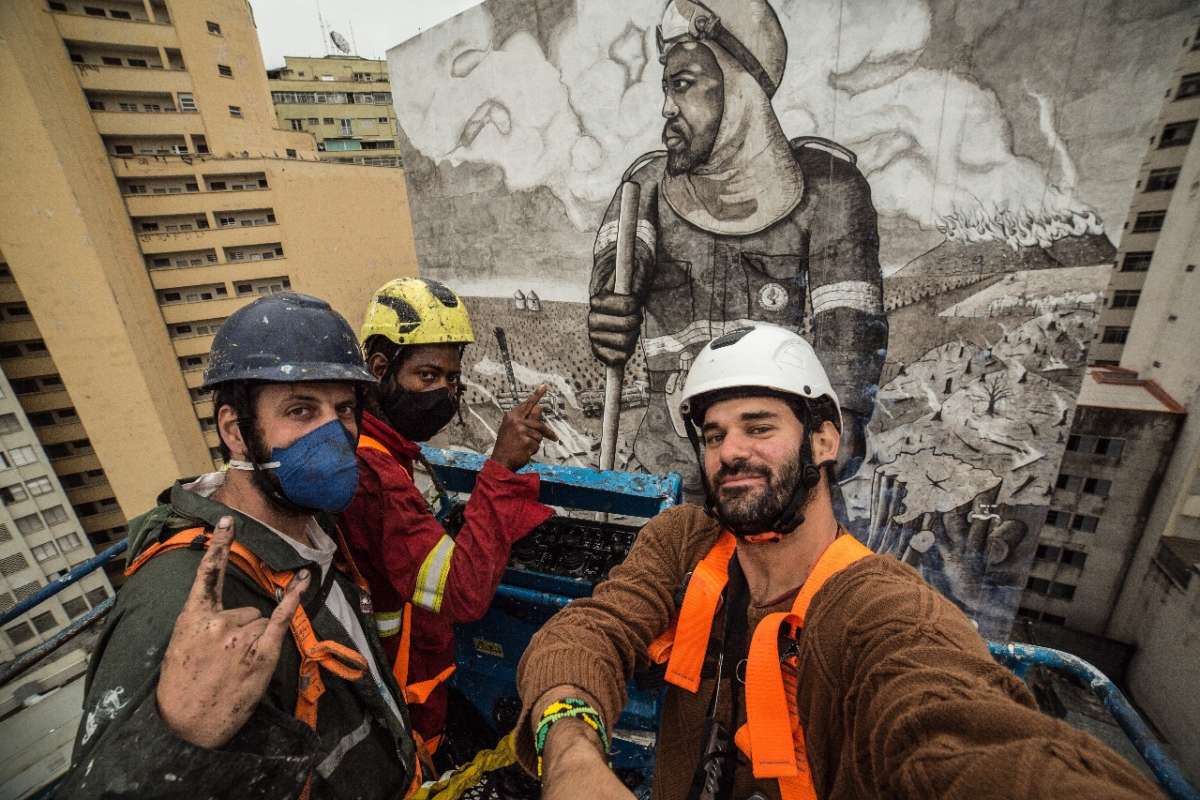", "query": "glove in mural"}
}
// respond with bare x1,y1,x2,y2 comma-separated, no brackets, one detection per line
387,0,1192,636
